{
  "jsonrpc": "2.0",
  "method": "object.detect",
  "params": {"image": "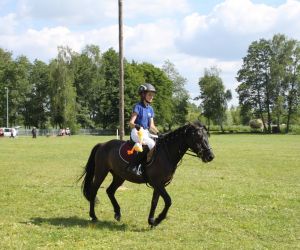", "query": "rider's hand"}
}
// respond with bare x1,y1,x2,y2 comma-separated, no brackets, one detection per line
135,124,141,131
